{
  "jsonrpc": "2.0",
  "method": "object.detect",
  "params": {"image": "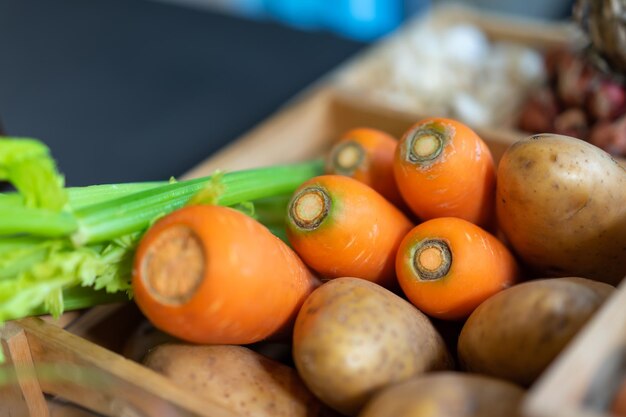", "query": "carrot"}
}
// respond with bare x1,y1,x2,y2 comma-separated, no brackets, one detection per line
132,205,320,344
286,175,413,289
396,217,518,320
326,127,405,208
393,117,496,228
